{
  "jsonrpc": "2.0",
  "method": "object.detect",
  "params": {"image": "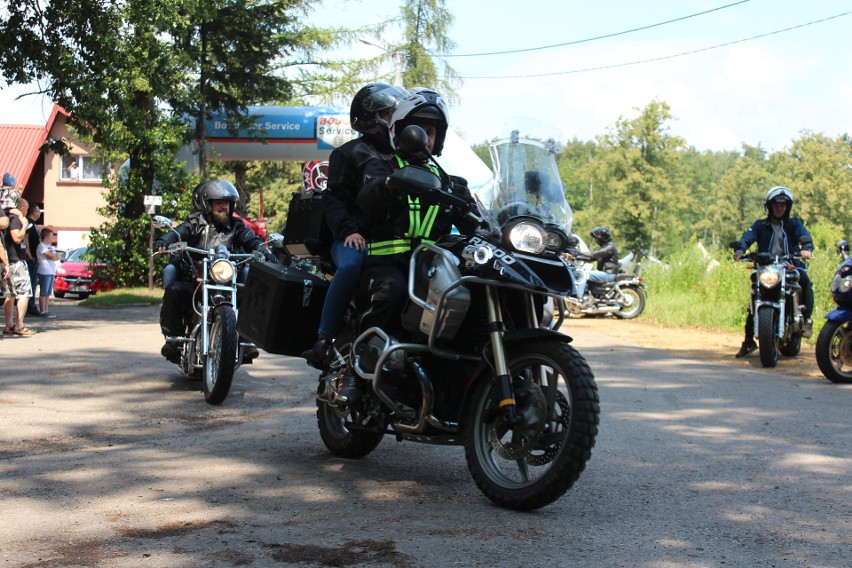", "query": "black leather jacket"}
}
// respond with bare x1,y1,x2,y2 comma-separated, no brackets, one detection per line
587,241,620,273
